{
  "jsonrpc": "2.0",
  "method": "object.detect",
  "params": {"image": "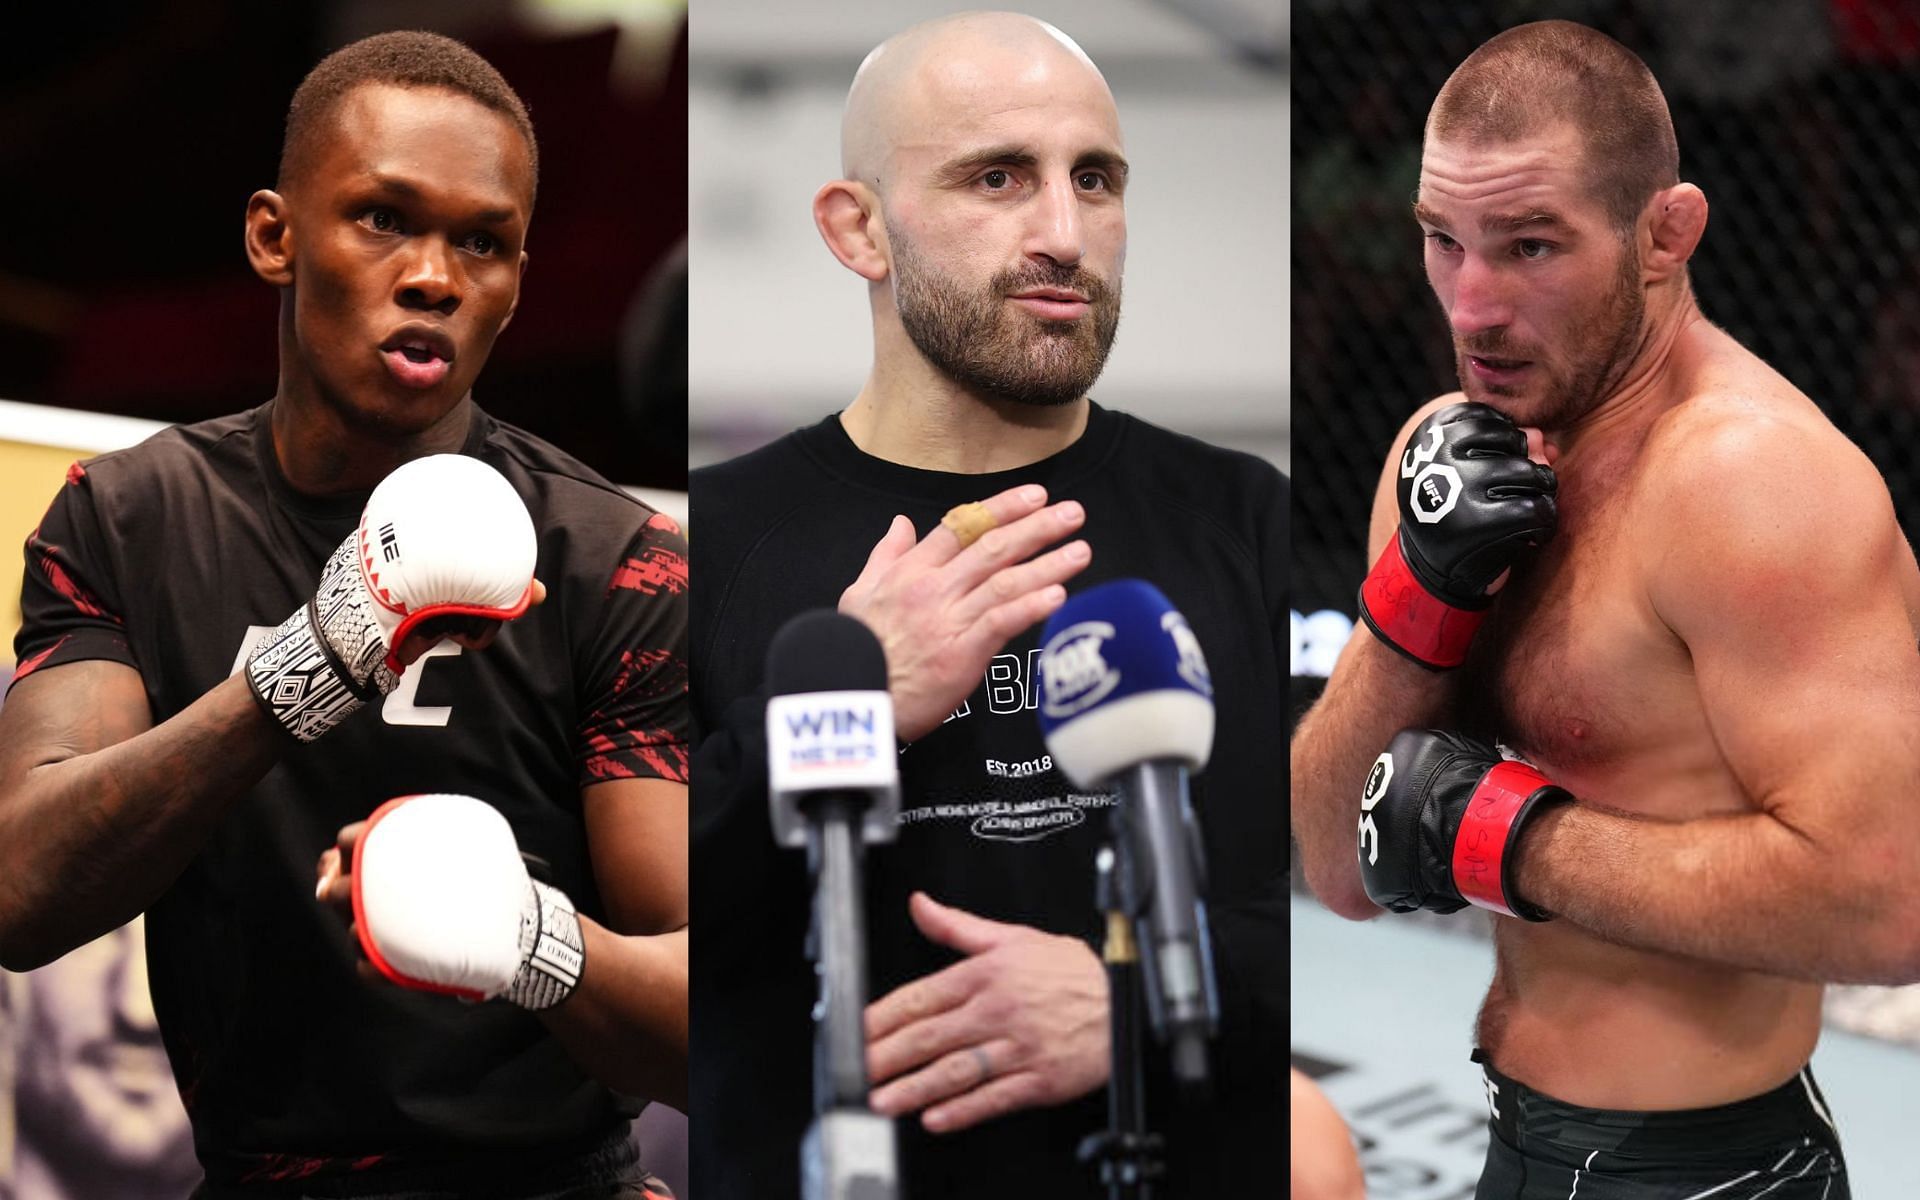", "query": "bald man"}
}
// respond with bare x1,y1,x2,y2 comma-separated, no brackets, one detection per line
689,13,1286,1199
1292,21,1915,1197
